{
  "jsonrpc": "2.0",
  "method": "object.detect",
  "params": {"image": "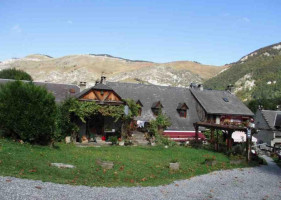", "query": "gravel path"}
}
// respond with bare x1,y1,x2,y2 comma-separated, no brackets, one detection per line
1,155,281,200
